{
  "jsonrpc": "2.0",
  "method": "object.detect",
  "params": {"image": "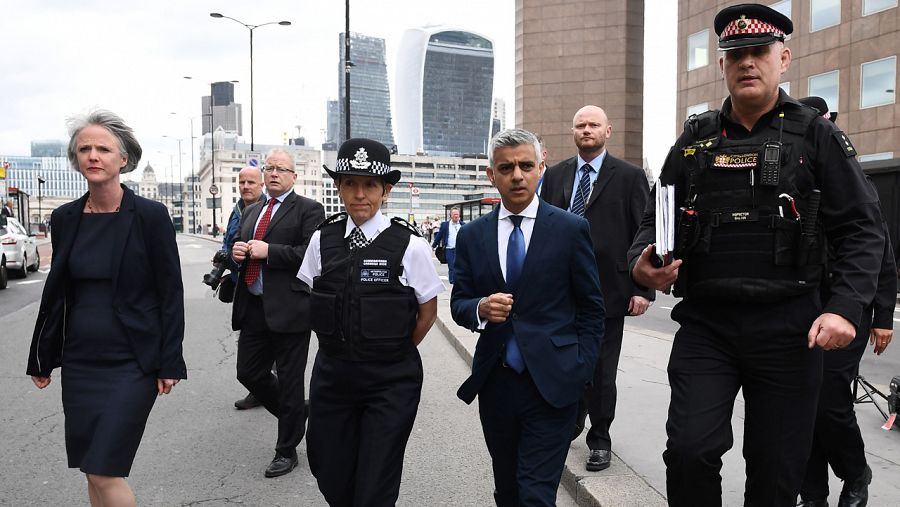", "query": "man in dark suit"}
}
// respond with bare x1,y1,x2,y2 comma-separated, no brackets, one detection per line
2,199,13,218
231,148,325,478
431,206,464,283
451,128,605,506
540,104,653,472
